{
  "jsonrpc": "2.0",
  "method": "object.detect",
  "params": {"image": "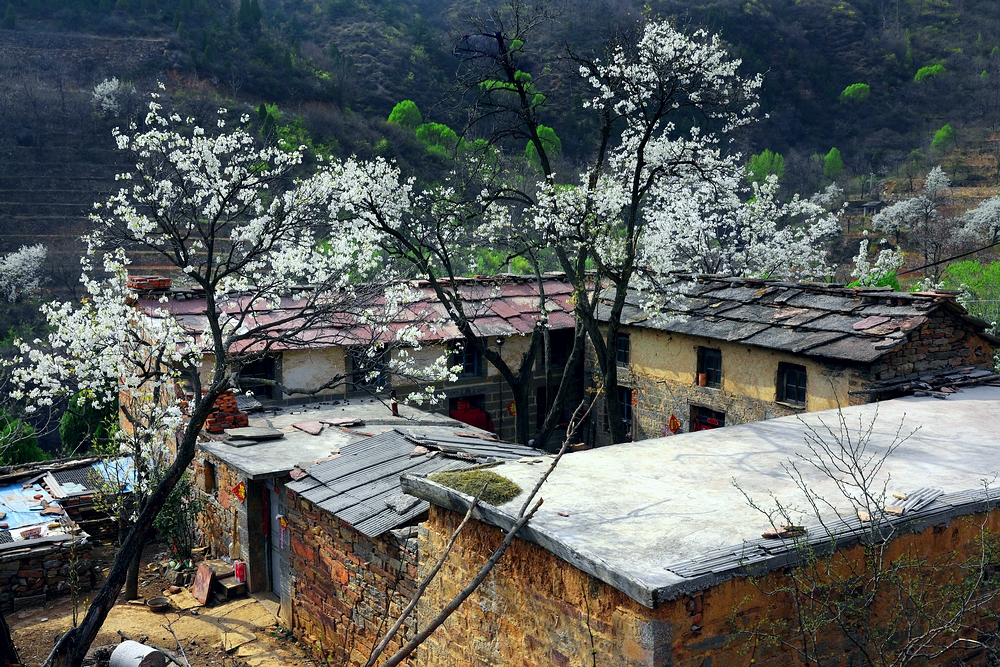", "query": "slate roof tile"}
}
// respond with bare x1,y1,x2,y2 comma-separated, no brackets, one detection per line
600,277,984,364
